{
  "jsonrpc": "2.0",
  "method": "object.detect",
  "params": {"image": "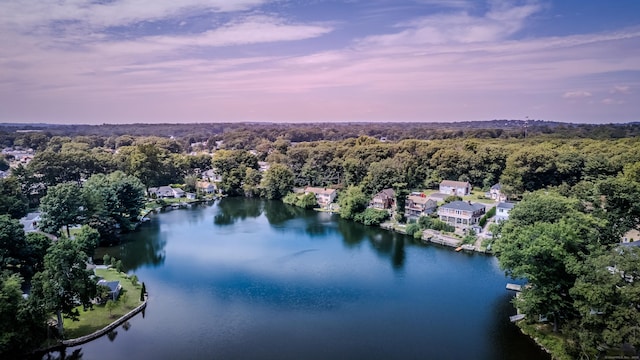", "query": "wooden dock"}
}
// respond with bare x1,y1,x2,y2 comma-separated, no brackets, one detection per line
506,283,523,291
